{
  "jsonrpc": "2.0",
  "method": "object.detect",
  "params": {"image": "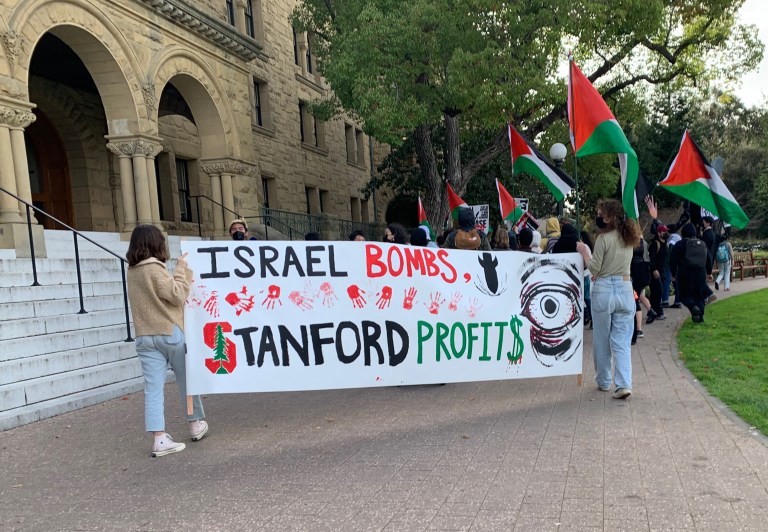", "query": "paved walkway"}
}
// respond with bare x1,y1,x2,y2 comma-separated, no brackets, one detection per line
2,278,768,532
